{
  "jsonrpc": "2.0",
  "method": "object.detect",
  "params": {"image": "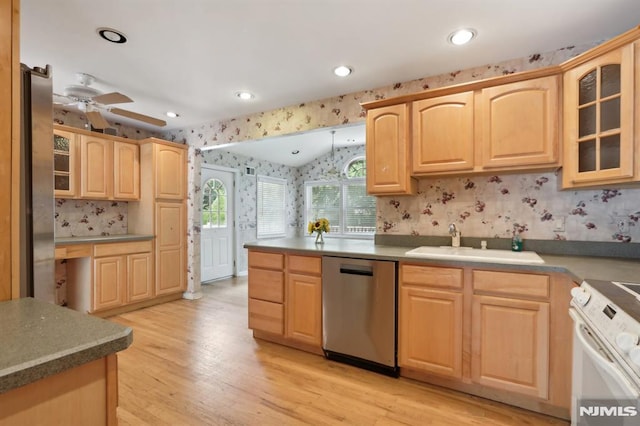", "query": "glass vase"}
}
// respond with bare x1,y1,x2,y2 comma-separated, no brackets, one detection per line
315,232,324,244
